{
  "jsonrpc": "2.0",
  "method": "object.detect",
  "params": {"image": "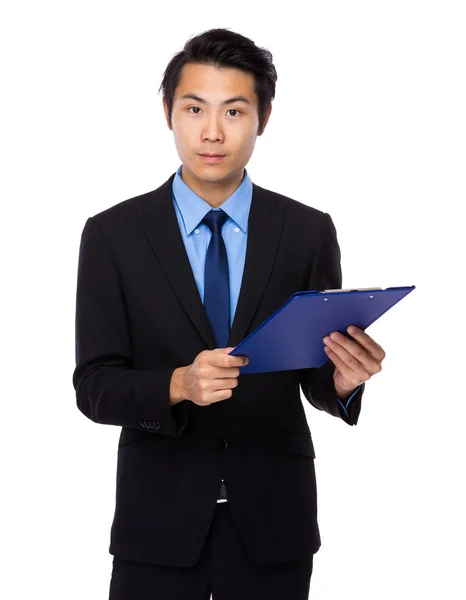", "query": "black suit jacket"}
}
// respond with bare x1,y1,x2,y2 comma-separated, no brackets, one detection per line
73,171,365,568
